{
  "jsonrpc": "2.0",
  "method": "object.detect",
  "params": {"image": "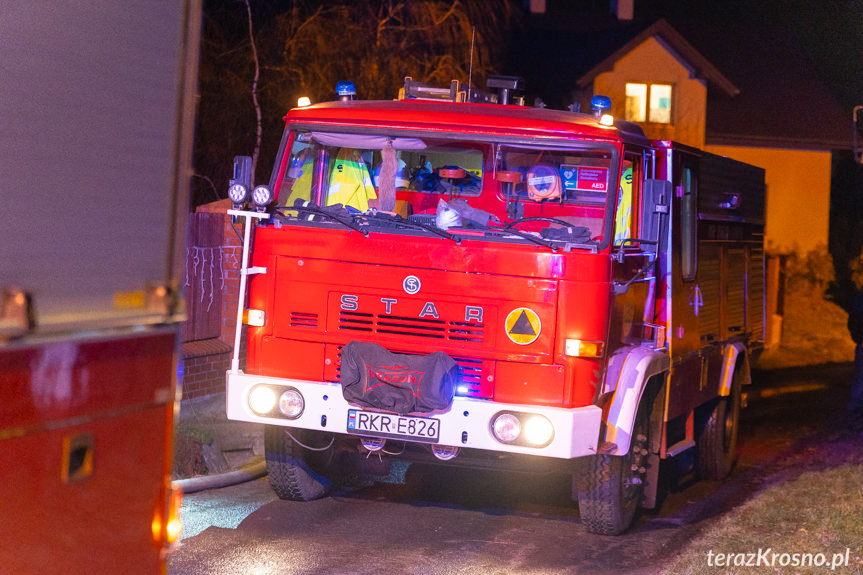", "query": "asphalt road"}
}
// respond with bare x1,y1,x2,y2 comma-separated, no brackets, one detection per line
169,364,863,575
